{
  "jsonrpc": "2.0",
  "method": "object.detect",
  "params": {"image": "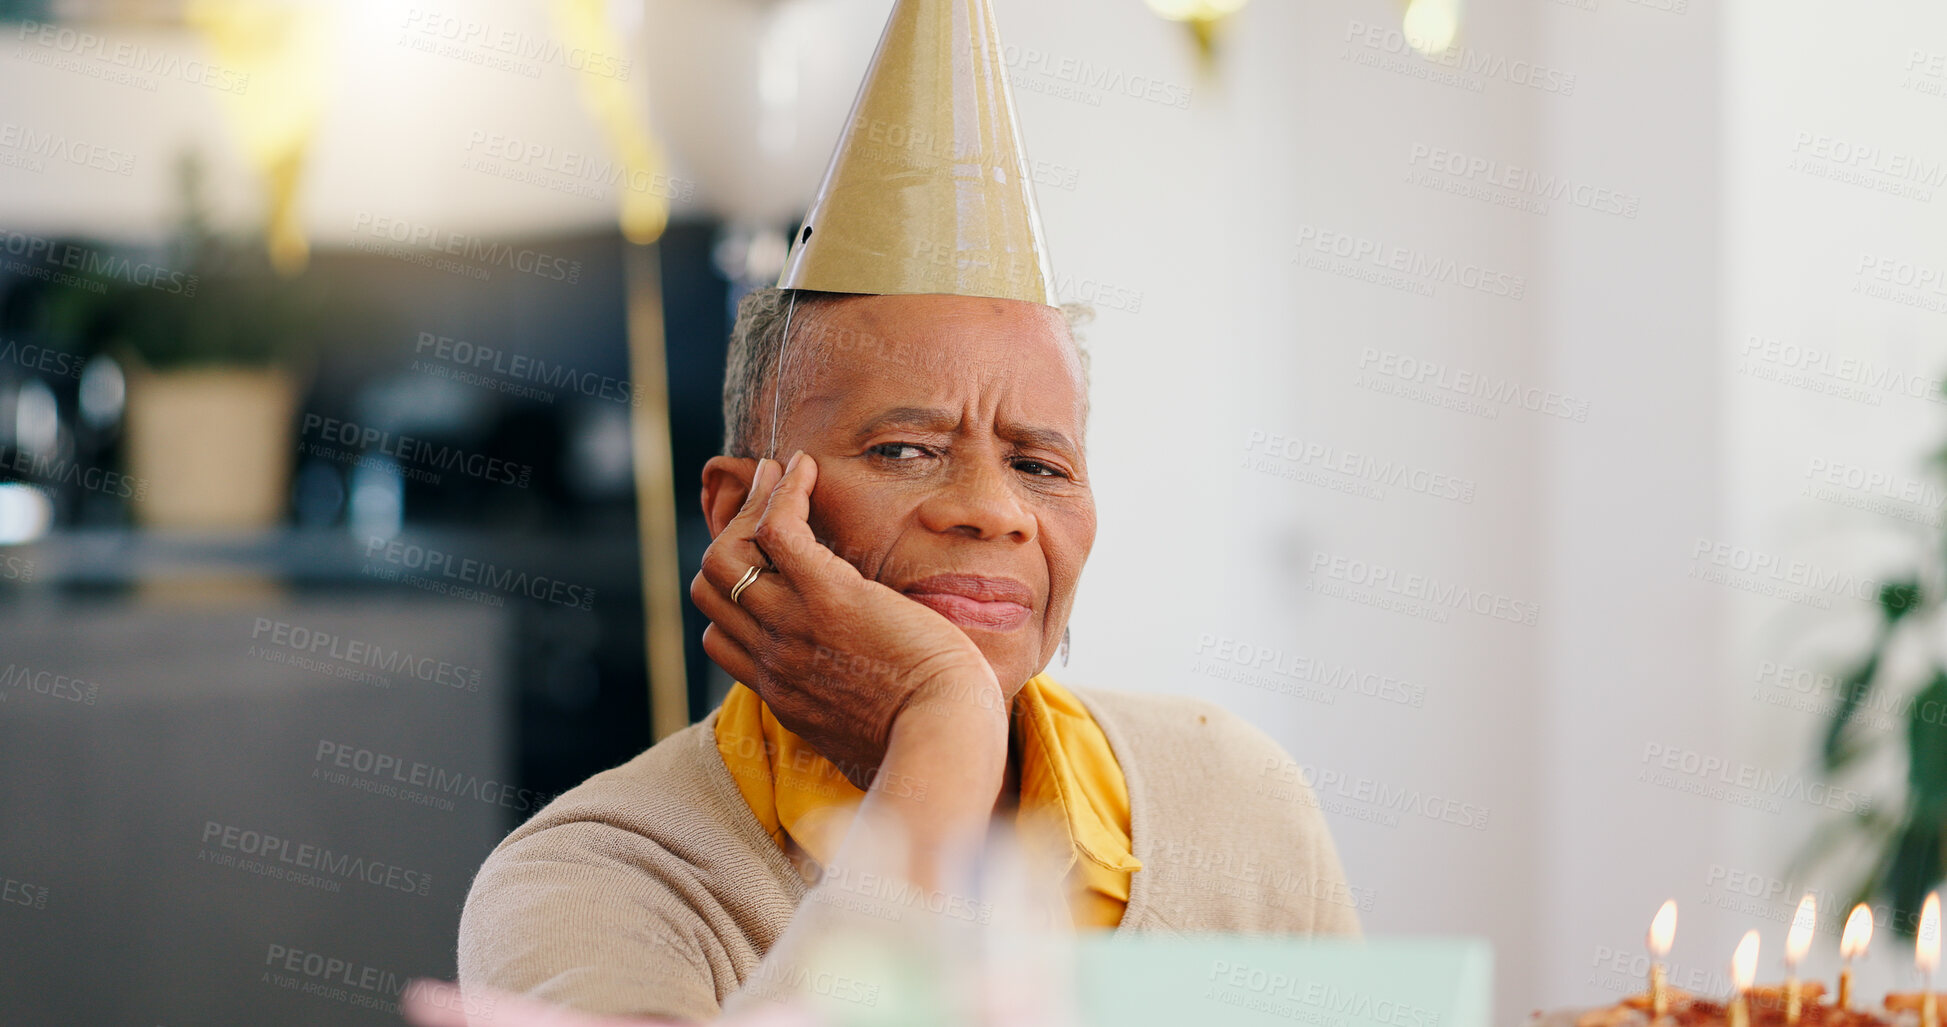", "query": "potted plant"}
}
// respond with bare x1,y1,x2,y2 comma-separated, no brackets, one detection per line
54,154,318,531
1796,503,1945,937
